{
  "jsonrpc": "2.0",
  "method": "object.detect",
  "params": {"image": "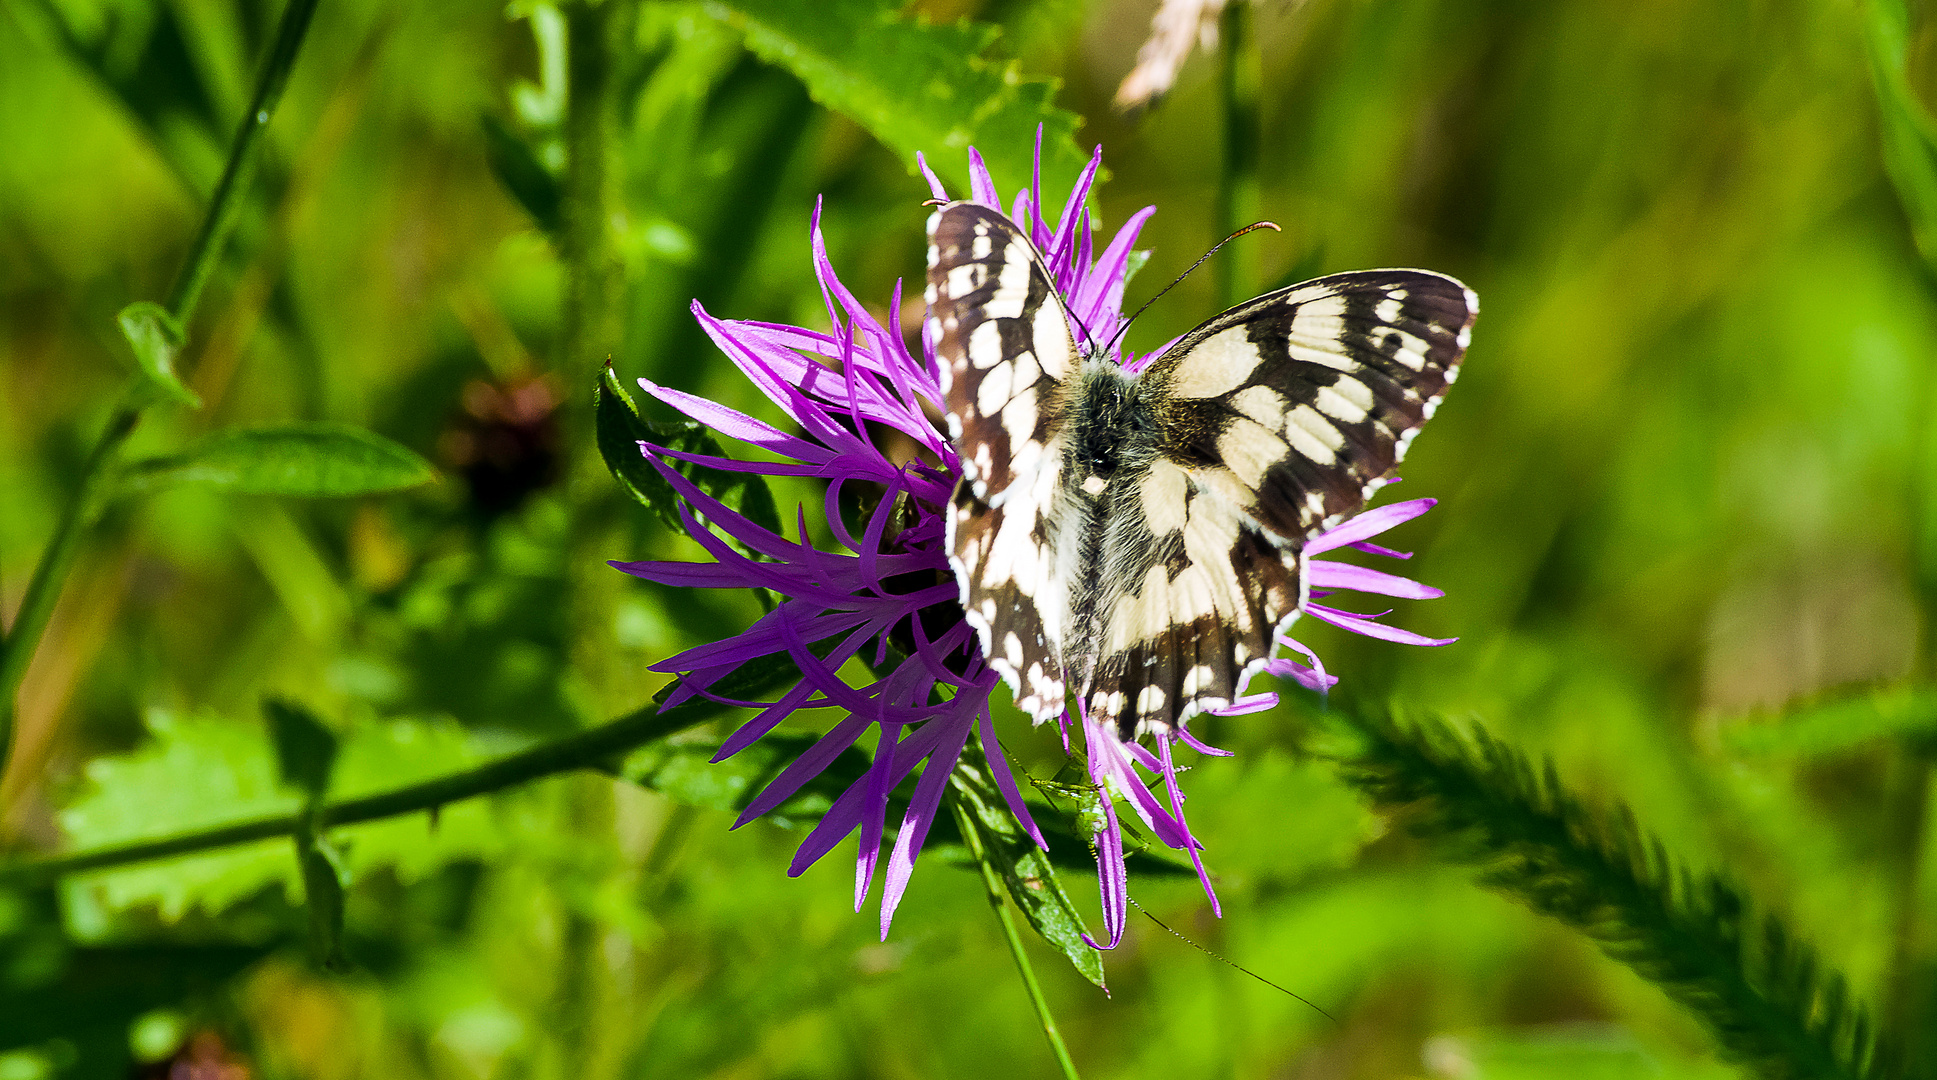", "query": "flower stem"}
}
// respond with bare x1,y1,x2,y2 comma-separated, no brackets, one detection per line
0,0,322,783
951,794,1083,1080
560,0,629,374
167,0,324,321
1881,739,1933,1064
1213,0,1262,310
